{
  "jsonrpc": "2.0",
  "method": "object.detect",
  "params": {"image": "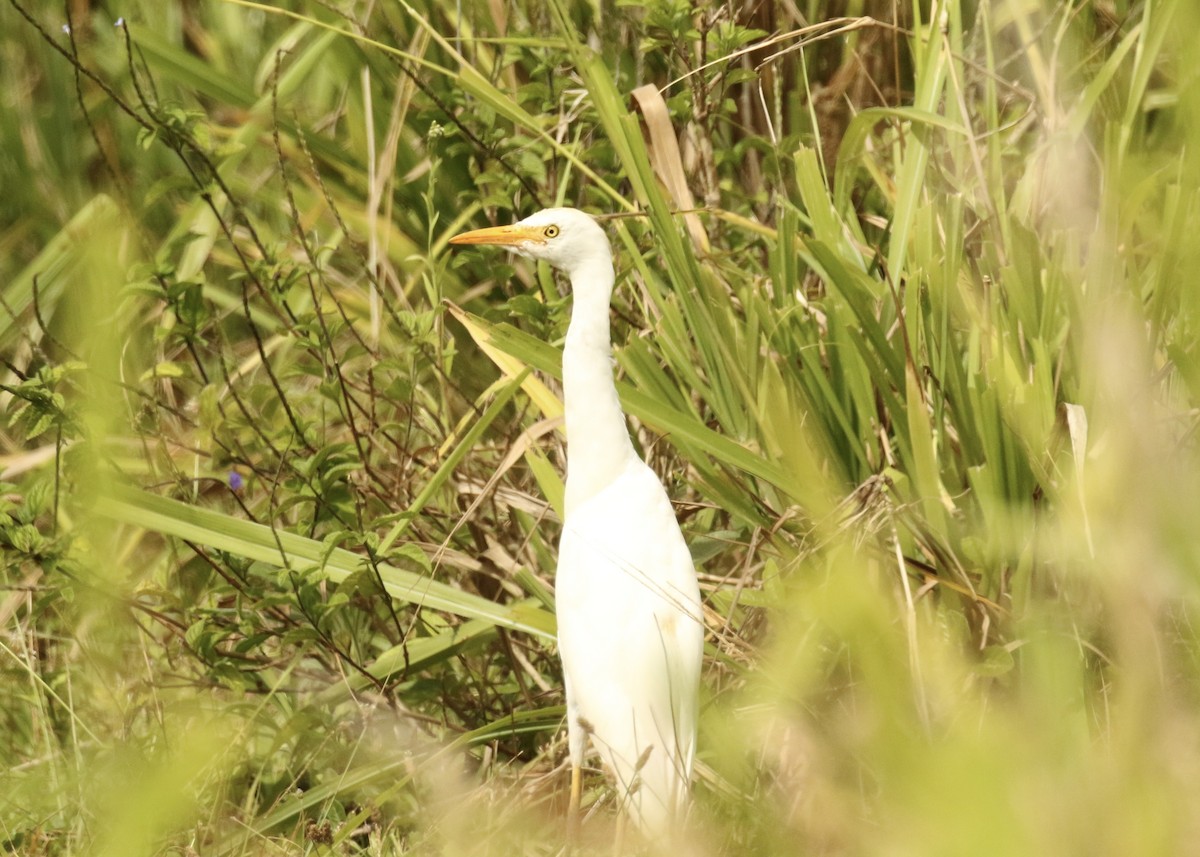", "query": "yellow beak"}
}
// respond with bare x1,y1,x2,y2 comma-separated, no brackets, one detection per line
448,223,546,247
